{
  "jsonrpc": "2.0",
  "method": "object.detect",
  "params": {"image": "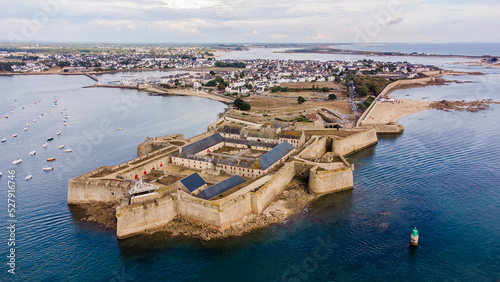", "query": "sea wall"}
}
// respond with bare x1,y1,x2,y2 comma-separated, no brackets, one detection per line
174,192,222,228
175,191,254,230
357,77,435,127
363,123,404,134
309,166,354,194
250,162,296,214
67,178,133,204
116,196,177,239
331,128,378,156
219,195,253,229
